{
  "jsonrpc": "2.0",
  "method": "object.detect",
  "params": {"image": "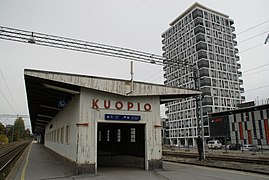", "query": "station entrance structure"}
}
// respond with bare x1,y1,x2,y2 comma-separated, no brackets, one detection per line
24,69,201,174
97,123,145,168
